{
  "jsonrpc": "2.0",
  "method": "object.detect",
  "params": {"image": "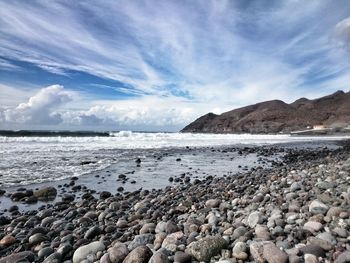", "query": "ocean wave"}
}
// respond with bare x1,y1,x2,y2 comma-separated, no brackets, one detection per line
0,132,349,149
0,132,349,188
